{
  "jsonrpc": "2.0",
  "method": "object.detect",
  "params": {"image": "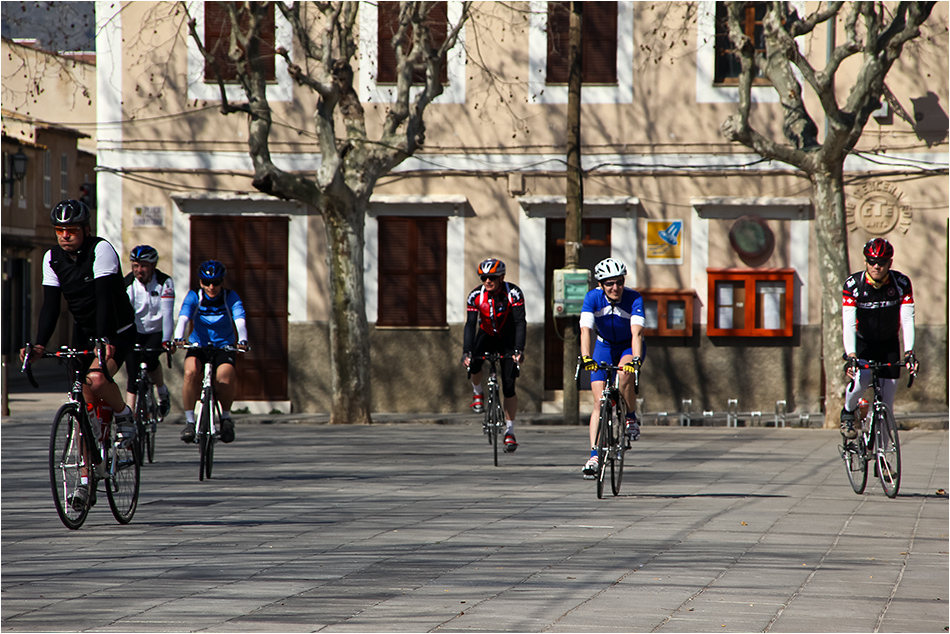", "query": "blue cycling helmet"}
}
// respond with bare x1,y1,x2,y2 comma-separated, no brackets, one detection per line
198,260,226,281
130,245,159,263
